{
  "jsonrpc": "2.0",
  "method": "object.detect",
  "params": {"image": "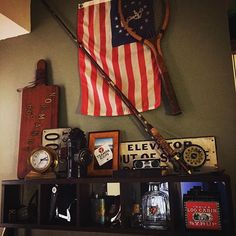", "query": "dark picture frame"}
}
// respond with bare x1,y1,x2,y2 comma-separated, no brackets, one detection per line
87,130,120,176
